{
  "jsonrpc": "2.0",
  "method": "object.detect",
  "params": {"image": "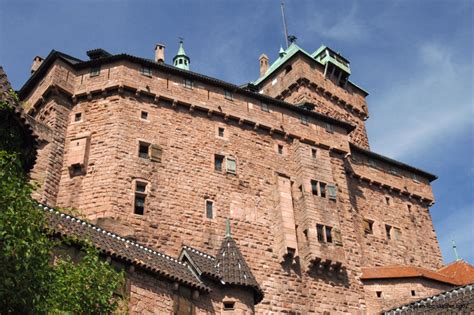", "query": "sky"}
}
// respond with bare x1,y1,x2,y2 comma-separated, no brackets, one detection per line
1,0,473,264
